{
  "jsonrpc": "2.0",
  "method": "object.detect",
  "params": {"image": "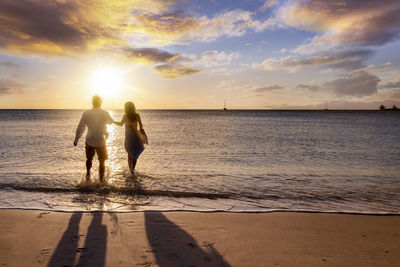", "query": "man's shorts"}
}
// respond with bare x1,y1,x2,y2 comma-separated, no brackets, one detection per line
85,143,108,161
